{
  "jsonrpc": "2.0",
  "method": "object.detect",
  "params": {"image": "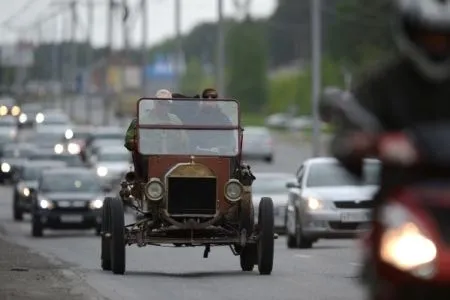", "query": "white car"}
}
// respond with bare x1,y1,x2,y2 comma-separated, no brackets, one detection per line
242,126,274,163
35,112,73,139
93,146,132,185
285,157,380,249
252,172,297,233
